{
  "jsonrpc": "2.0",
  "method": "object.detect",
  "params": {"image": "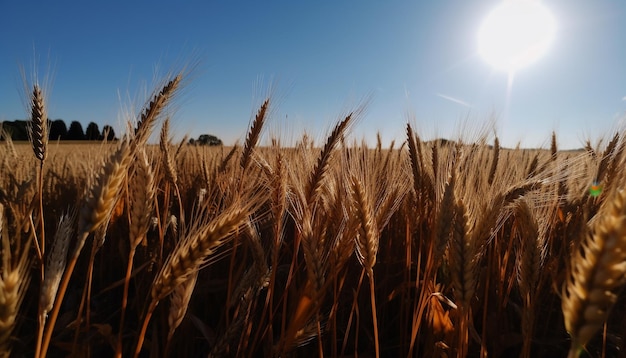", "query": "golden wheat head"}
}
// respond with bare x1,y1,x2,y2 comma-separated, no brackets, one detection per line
562,188,626,354
29,84,48,162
